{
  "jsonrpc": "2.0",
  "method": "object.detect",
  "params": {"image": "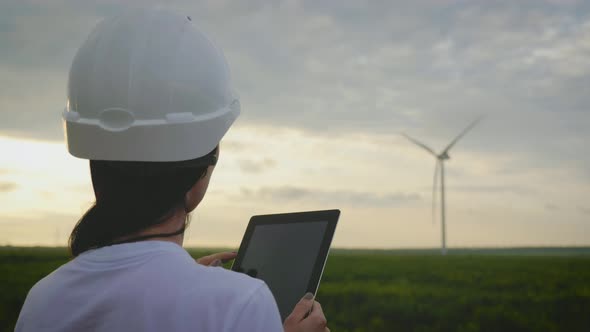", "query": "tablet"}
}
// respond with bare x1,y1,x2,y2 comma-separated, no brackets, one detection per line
231,209,340,320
